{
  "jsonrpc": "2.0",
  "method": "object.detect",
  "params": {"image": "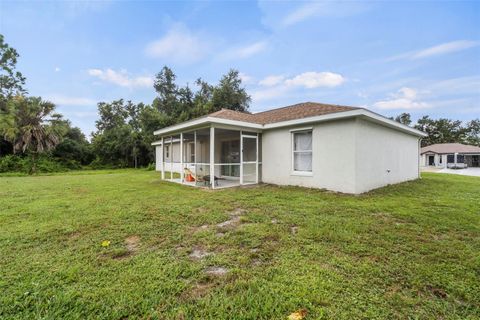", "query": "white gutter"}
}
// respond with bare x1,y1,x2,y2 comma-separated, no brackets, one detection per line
154,108,427,138
153,116,262,136
264,109,426,137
